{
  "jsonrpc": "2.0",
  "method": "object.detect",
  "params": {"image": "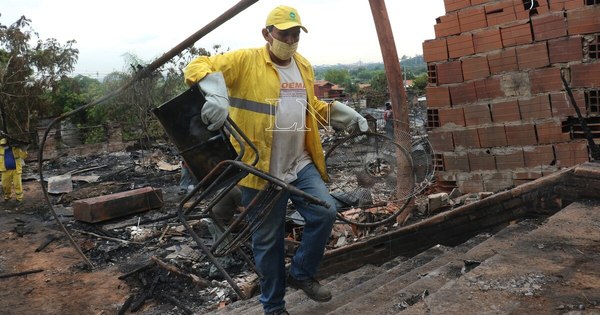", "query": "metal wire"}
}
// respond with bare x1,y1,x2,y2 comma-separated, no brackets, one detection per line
325,128,435,228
